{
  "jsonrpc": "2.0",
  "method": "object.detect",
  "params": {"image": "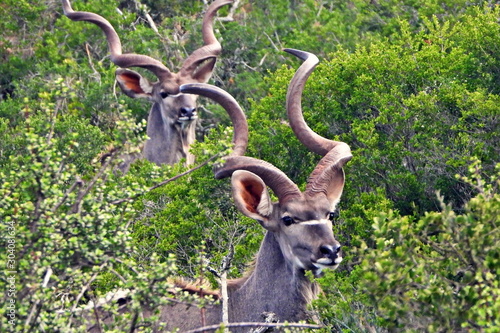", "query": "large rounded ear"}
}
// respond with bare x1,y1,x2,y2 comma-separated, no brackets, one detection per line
115,68,154,100
231,170,277,230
